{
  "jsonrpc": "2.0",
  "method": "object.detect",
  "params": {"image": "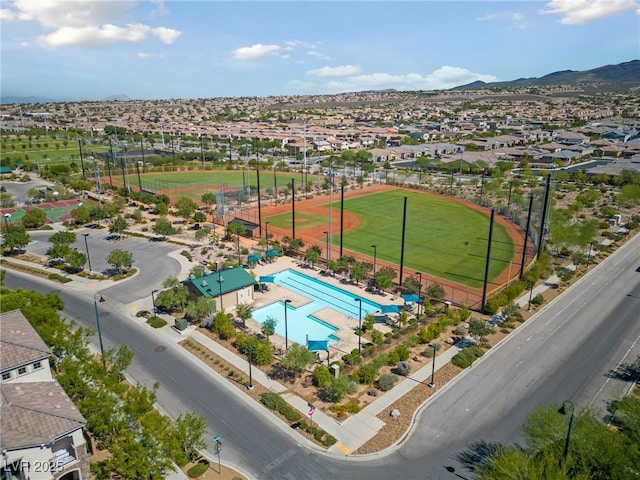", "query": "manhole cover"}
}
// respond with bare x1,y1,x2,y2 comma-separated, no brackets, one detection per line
154,345,167,352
